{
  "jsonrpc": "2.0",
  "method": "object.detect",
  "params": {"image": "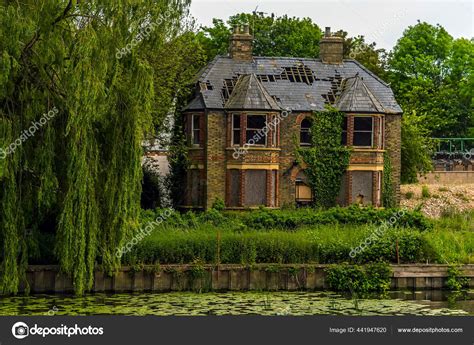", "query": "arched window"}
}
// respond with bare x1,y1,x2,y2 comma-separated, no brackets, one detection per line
300,118,311,146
